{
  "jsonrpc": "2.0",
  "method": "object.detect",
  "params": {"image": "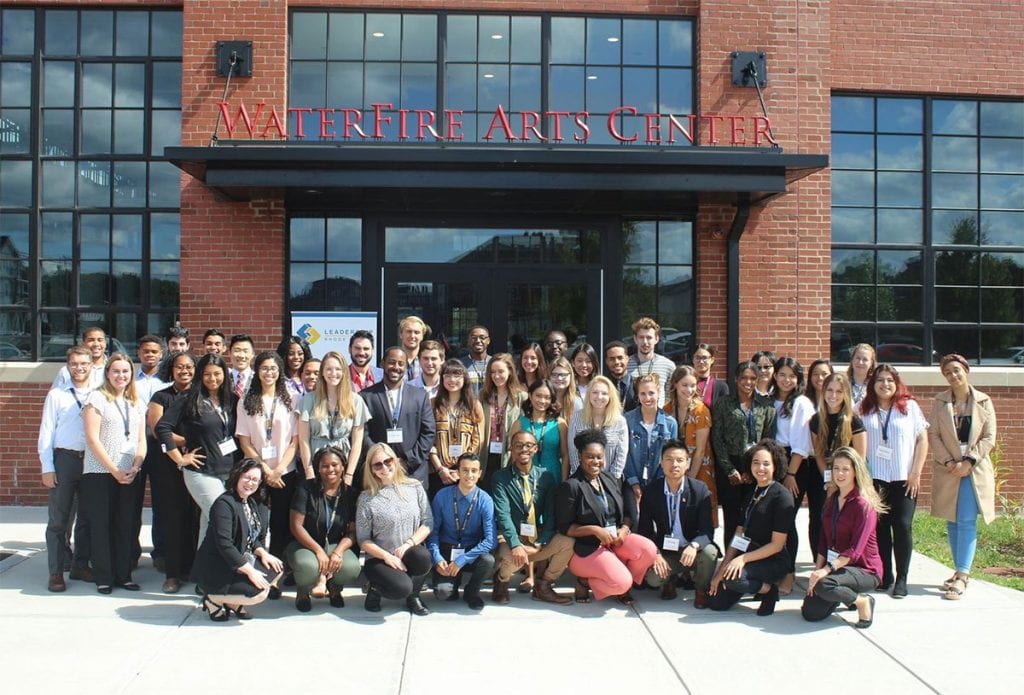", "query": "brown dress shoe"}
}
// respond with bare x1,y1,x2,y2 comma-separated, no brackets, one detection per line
162,577,182,594
48,574,66,592
693,590,710,609
68,566,94,582
660,581,678,600
492,578,511,604
574,577,592,603
532,579,572,605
